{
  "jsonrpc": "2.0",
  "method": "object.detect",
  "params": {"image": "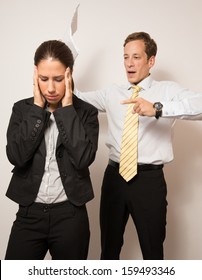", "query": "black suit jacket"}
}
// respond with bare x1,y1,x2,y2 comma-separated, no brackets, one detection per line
6,95,99,206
